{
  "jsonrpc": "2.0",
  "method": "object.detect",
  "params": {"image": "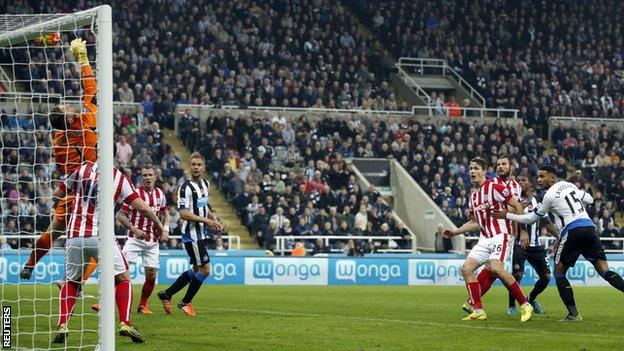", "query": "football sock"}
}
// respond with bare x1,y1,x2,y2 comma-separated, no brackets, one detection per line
505,281,527,305
466,282,483,310
555,274,578,316
182,272,208,304
58,281,80,327
602,270,624,293
529,276,550,301
26,231,52,267
477,268,496,296
140,278,156,307
508,293,516,308
115,280,132,324
165,269,194,297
